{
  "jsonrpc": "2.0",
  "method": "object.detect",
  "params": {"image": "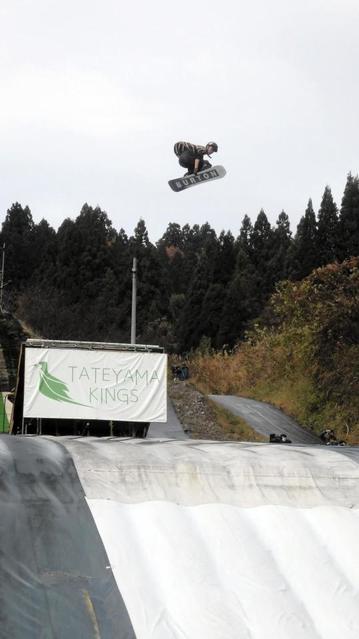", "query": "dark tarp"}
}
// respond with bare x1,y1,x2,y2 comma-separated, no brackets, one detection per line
0,435,136,638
